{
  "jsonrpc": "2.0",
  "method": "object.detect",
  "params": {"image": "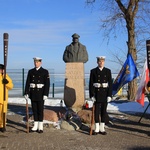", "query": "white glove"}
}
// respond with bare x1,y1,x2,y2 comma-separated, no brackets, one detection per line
43,95,48,100
24,94,29,100
91,96,96,103
93,83,100,88
107,96,112,103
